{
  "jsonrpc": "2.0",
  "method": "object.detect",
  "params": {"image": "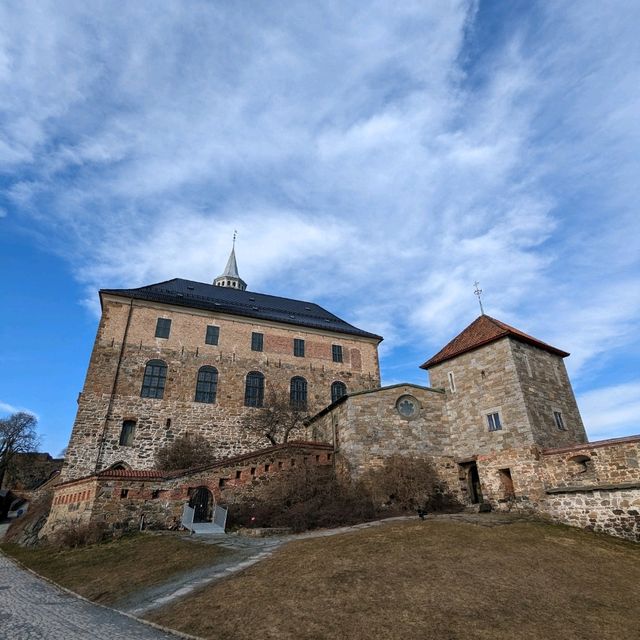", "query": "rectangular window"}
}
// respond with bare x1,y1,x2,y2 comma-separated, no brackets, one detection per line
205,325,220,345
155,318,171,339
120,489,129,499
251,332,264,352
554,411,566,430
294,338,305,357
235,470,242,479
487,412,502,432
119,420,136,446
448,371,456,392
332,344,343,363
